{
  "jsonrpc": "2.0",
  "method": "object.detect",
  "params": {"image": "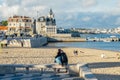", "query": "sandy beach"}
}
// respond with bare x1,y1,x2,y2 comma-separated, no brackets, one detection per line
0,47,120,80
